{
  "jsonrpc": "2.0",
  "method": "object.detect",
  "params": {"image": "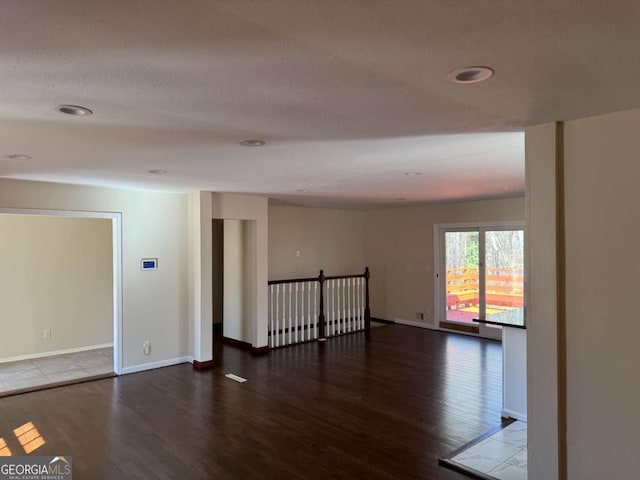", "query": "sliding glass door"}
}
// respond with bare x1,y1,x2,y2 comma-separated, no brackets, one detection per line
436,223,524,339
484,229,525,329
444,230,480,325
